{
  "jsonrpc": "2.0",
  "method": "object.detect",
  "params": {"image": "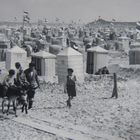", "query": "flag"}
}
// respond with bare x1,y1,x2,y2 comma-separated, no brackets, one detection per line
136,21,140,33
24,11,29,14
23,11,30,24
45,18,48,23
14,17,17,21
23,16,30,23
110,22,114,26
55,17,60,22
112,19,116,22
